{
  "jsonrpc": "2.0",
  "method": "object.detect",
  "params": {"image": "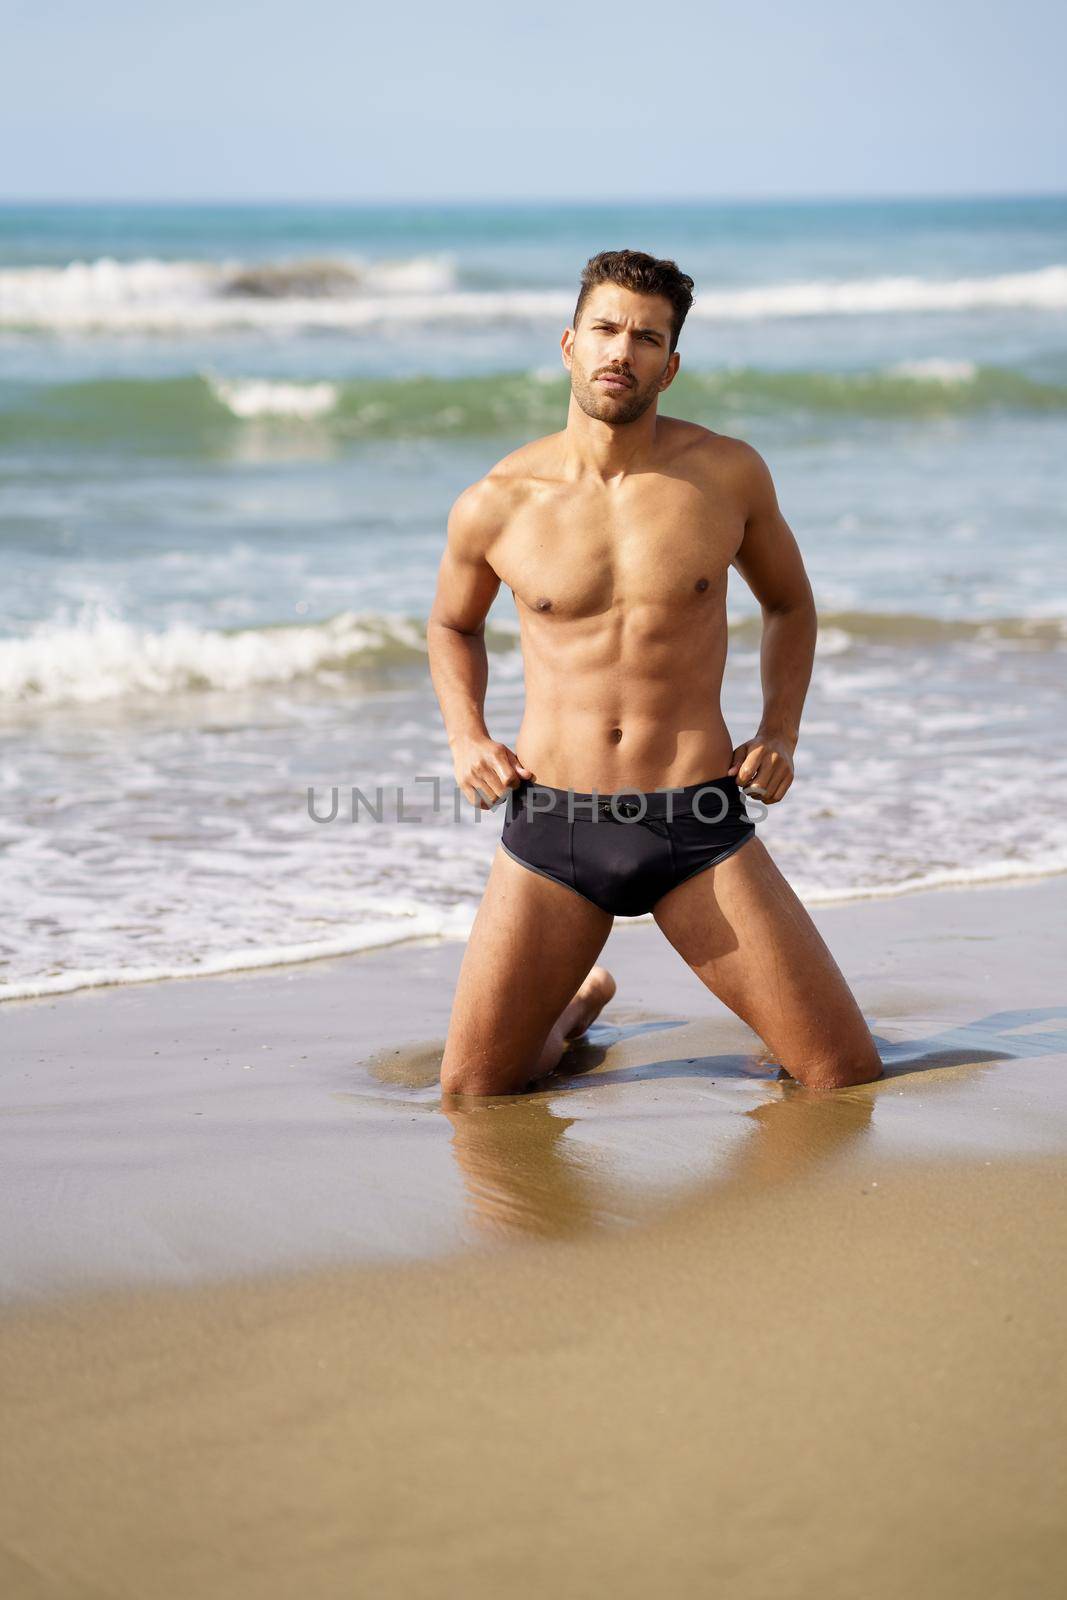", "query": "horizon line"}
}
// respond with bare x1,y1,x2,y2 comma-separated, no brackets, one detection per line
1,187,1065,208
